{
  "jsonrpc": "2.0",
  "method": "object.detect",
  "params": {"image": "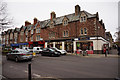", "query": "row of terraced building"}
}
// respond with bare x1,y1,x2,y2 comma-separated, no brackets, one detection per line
1,5,111,53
